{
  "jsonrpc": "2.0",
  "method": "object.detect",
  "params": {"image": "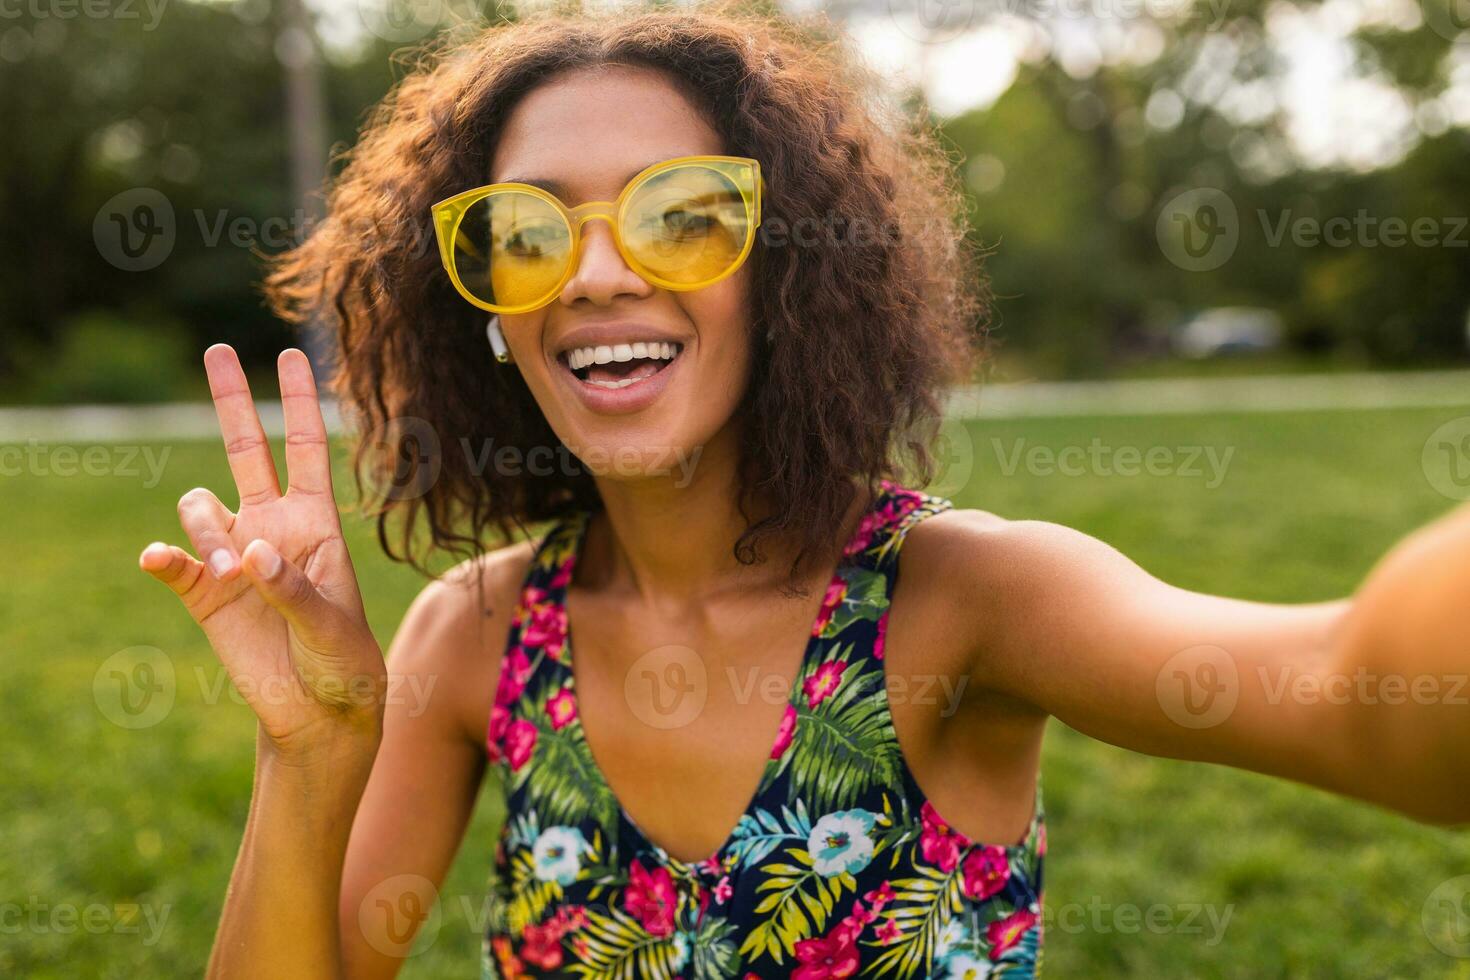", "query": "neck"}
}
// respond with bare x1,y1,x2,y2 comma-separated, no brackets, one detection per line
577,423,866,605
